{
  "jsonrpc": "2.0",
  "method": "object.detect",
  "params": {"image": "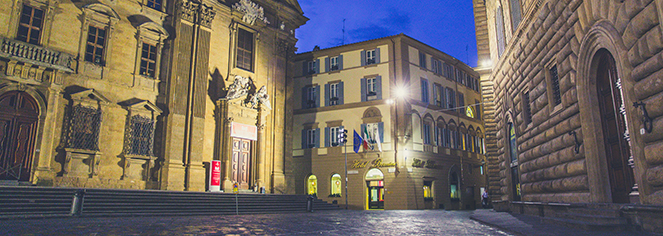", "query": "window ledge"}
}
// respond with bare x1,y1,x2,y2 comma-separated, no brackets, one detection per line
550,103,563,116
